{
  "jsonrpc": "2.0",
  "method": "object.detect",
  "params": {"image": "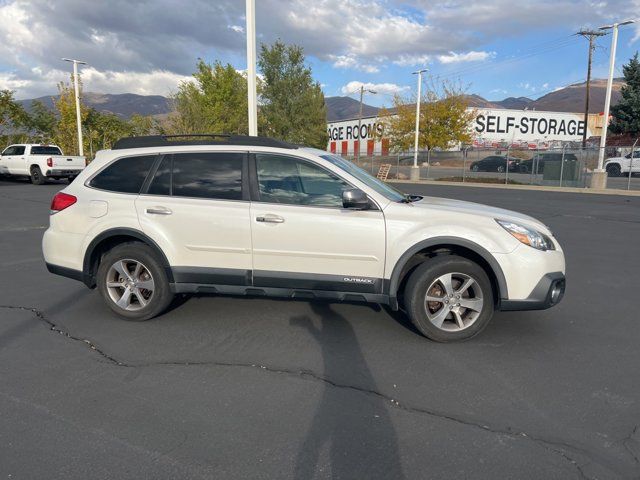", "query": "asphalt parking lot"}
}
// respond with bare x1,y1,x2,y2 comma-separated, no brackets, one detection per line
1,177,639,479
